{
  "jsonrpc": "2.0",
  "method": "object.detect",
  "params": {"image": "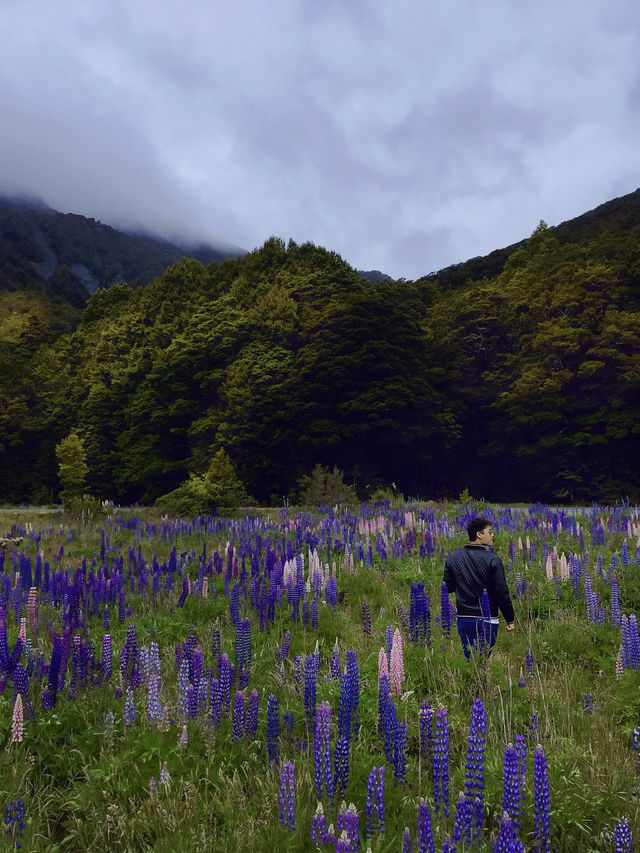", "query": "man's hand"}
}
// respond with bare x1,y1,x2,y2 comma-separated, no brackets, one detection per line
505,622,515,631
